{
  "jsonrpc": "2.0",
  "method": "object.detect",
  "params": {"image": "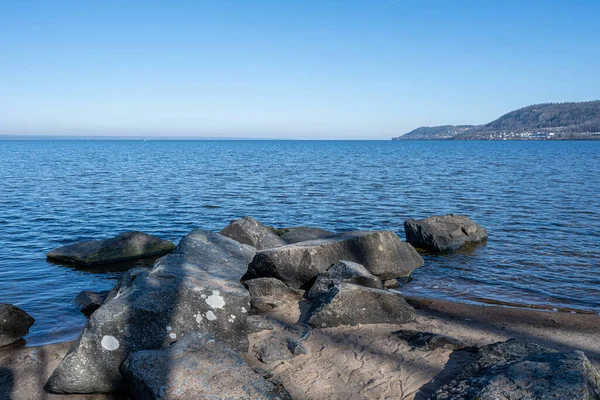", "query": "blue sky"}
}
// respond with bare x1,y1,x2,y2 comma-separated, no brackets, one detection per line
1,0,599,139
